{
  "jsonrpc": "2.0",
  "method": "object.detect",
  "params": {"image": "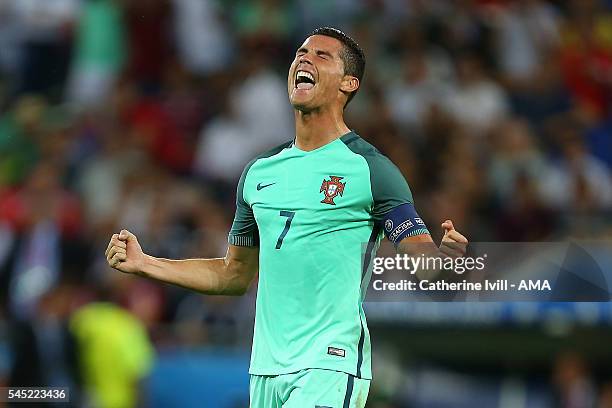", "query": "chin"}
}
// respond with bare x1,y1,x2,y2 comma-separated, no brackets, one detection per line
290,96,316,112
290,87,322,110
